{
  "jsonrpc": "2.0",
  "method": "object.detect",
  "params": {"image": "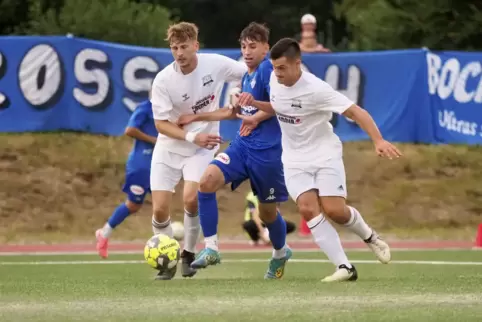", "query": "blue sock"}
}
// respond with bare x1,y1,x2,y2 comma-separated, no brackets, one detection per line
107,204,131,228
198,192,218,237
266,212,287,250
